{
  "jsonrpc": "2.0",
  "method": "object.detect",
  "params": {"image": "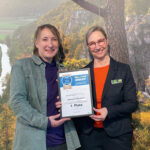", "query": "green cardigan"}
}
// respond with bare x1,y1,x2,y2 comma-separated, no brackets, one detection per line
10,55,80,150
